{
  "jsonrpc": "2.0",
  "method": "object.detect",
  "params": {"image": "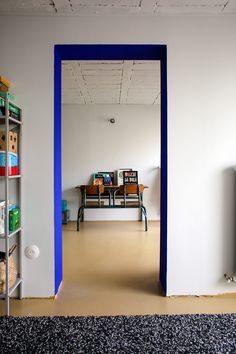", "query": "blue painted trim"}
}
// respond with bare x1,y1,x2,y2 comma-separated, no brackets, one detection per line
160,47,168,293
54,47,62,294
54,44,168,295
55,44,166,61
